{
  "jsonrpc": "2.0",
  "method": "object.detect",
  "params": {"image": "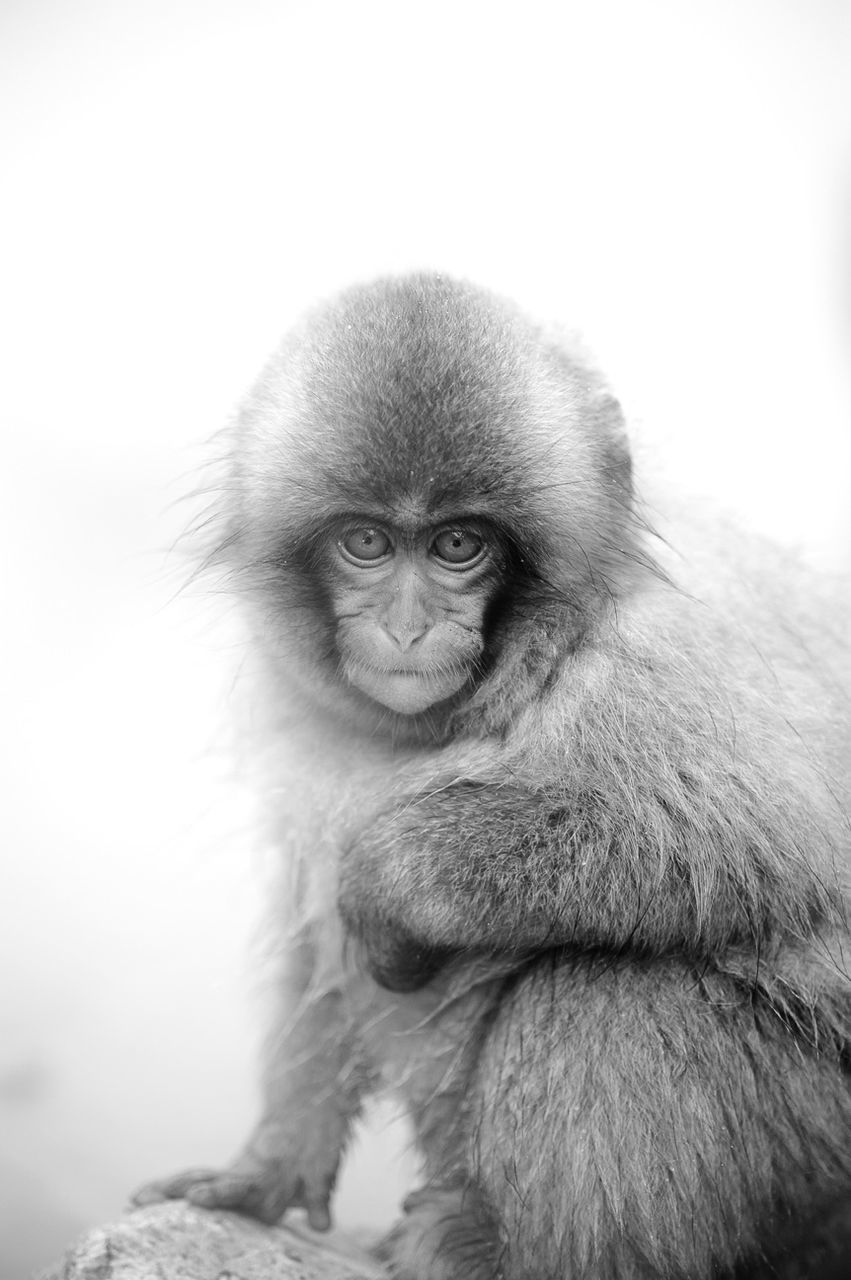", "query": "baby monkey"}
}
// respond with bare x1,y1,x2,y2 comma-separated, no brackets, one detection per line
135,274,851,1279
